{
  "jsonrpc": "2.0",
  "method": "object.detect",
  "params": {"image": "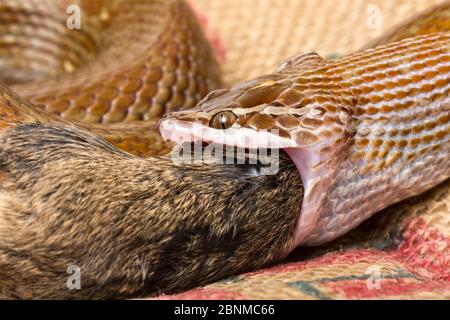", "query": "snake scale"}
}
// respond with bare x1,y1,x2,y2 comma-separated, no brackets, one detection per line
0,0,447,299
